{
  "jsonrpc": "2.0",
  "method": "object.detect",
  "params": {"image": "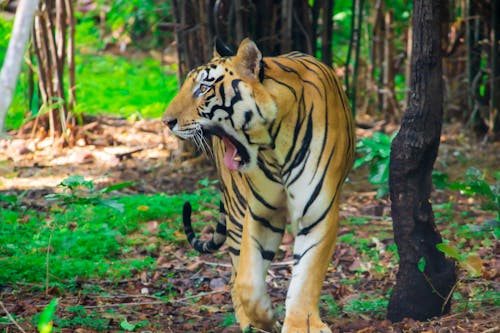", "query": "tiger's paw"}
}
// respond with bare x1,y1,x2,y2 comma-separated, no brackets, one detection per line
242,322,281,333
234,293,276,332
281,317,331,333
